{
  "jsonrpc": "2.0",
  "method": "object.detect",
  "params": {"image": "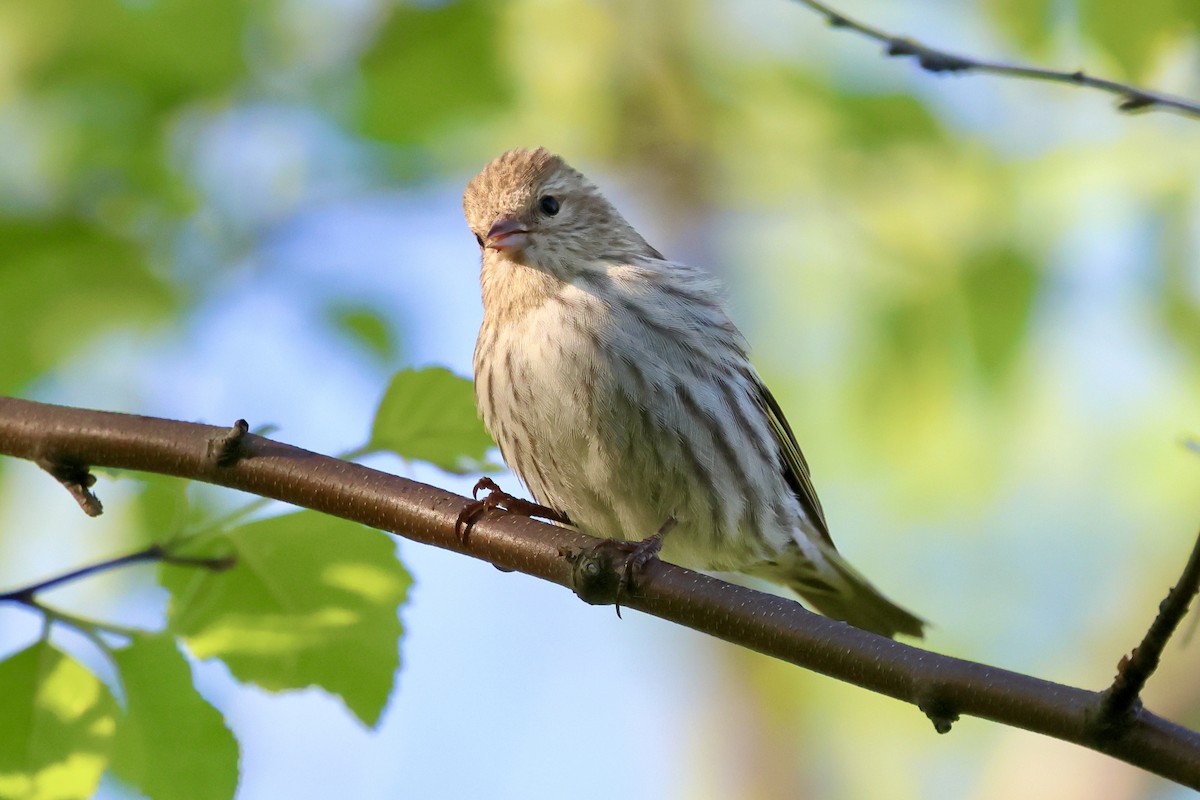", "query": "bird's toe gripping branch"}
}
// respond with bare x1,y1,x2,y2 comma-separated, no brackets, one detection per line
562,517,676,618
455,477,572,542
